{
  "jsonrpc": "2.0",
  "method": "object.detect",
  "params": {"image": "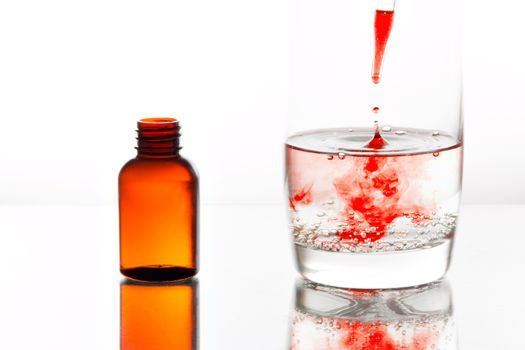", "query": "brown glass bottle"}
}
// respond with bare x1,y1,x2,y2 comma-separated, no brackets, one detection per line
119,118,198,282
120,279,198,350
